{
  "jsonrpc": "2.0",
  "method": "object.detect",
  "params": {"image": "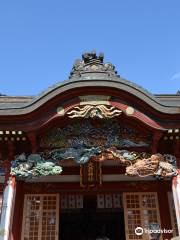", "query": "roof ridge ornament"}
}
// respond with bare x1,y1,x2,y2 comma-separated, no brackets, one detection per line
69,50,119,79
